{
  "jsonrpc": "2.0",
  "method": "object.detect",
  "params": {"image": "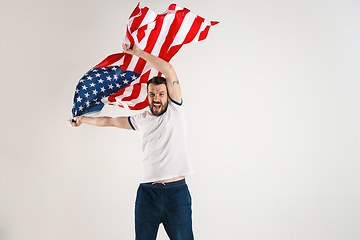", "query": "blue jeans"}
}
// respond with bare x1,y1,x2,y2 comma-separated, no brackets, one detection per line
135,179,194,240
